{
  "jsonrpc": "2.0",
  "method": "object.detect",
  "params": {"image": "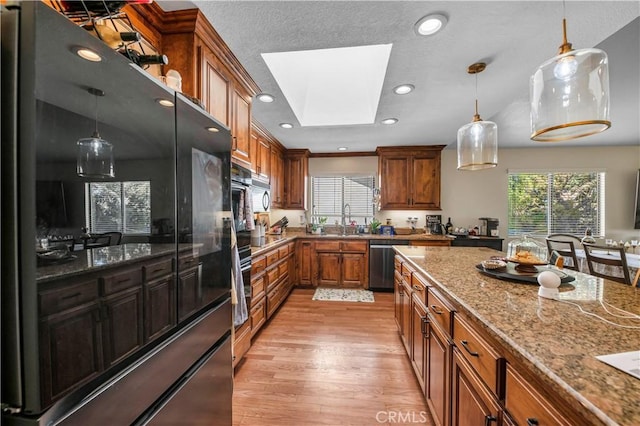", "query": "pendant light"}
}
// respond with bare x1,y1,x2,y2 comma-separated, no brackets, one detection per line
457,62,498,171
77,88,115,178
530,2,610,141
